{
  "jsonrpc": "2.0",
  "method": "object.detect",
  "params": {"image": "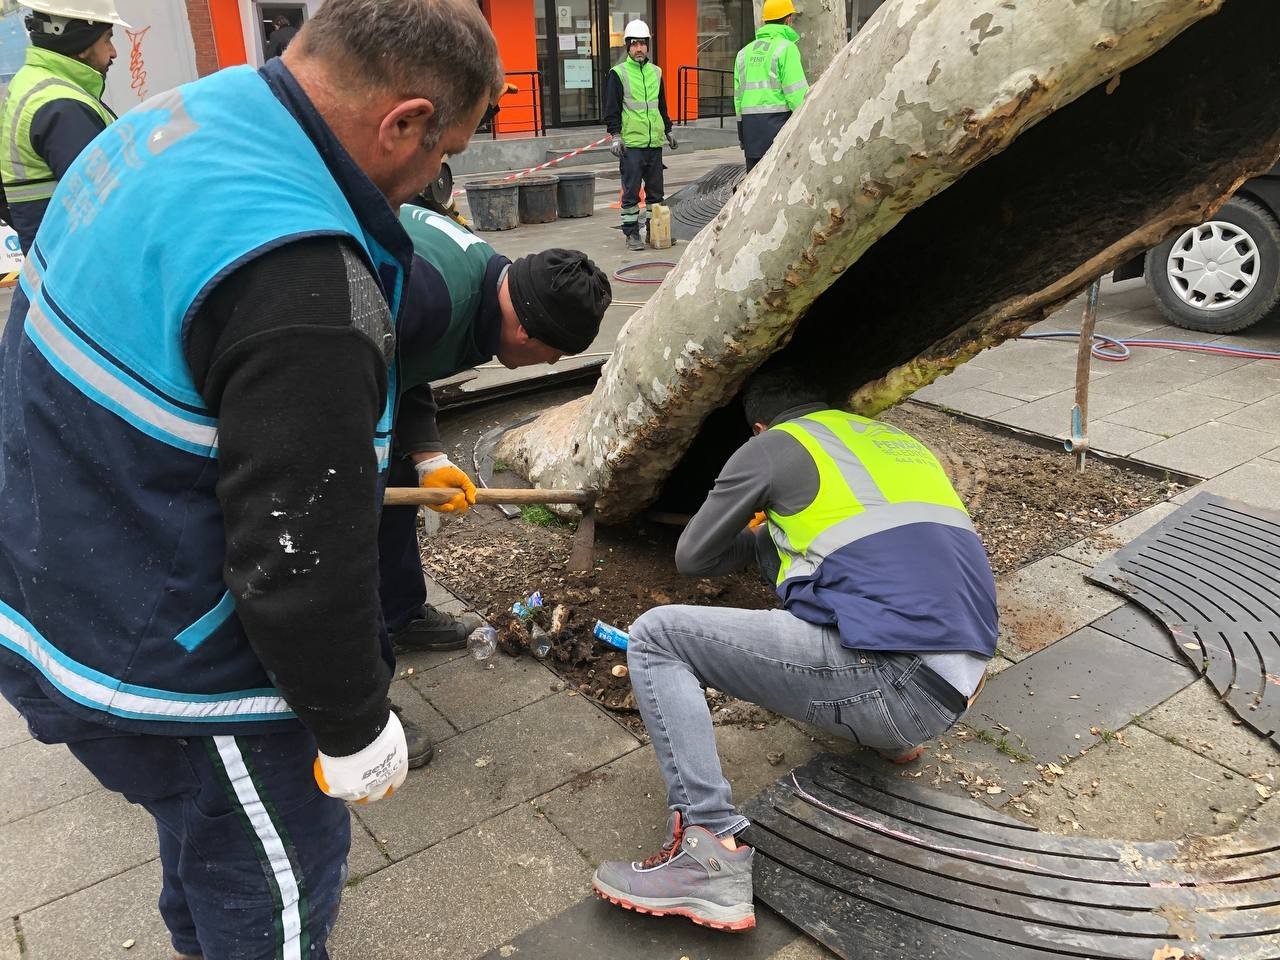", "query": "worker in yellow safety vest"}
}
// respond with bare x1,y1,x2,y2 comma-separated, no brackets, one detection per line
733,0,808,172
